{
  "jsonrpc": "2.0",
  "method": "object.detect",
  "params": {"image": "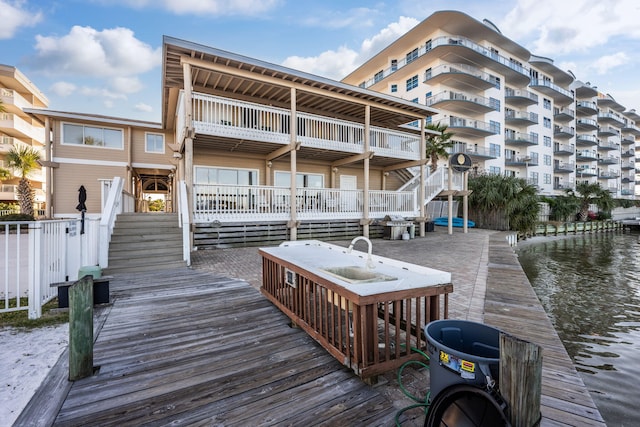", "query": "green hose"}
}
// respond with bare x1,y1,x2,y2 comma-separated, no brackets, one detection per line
394,347,432,426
